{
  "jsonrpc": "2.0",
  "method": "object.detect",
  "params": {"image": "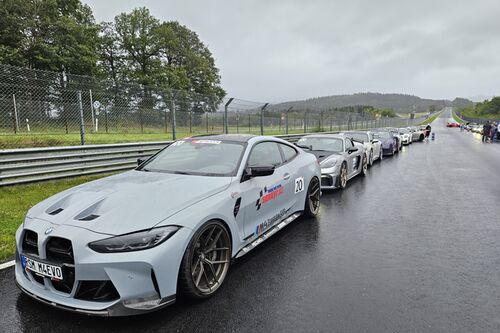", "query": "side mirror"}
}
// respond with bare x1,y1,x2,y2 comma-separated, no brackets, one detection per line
245,165,275,179
371,139,379,144
347,146,358,154
137,157,146,166
295,142,311,150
